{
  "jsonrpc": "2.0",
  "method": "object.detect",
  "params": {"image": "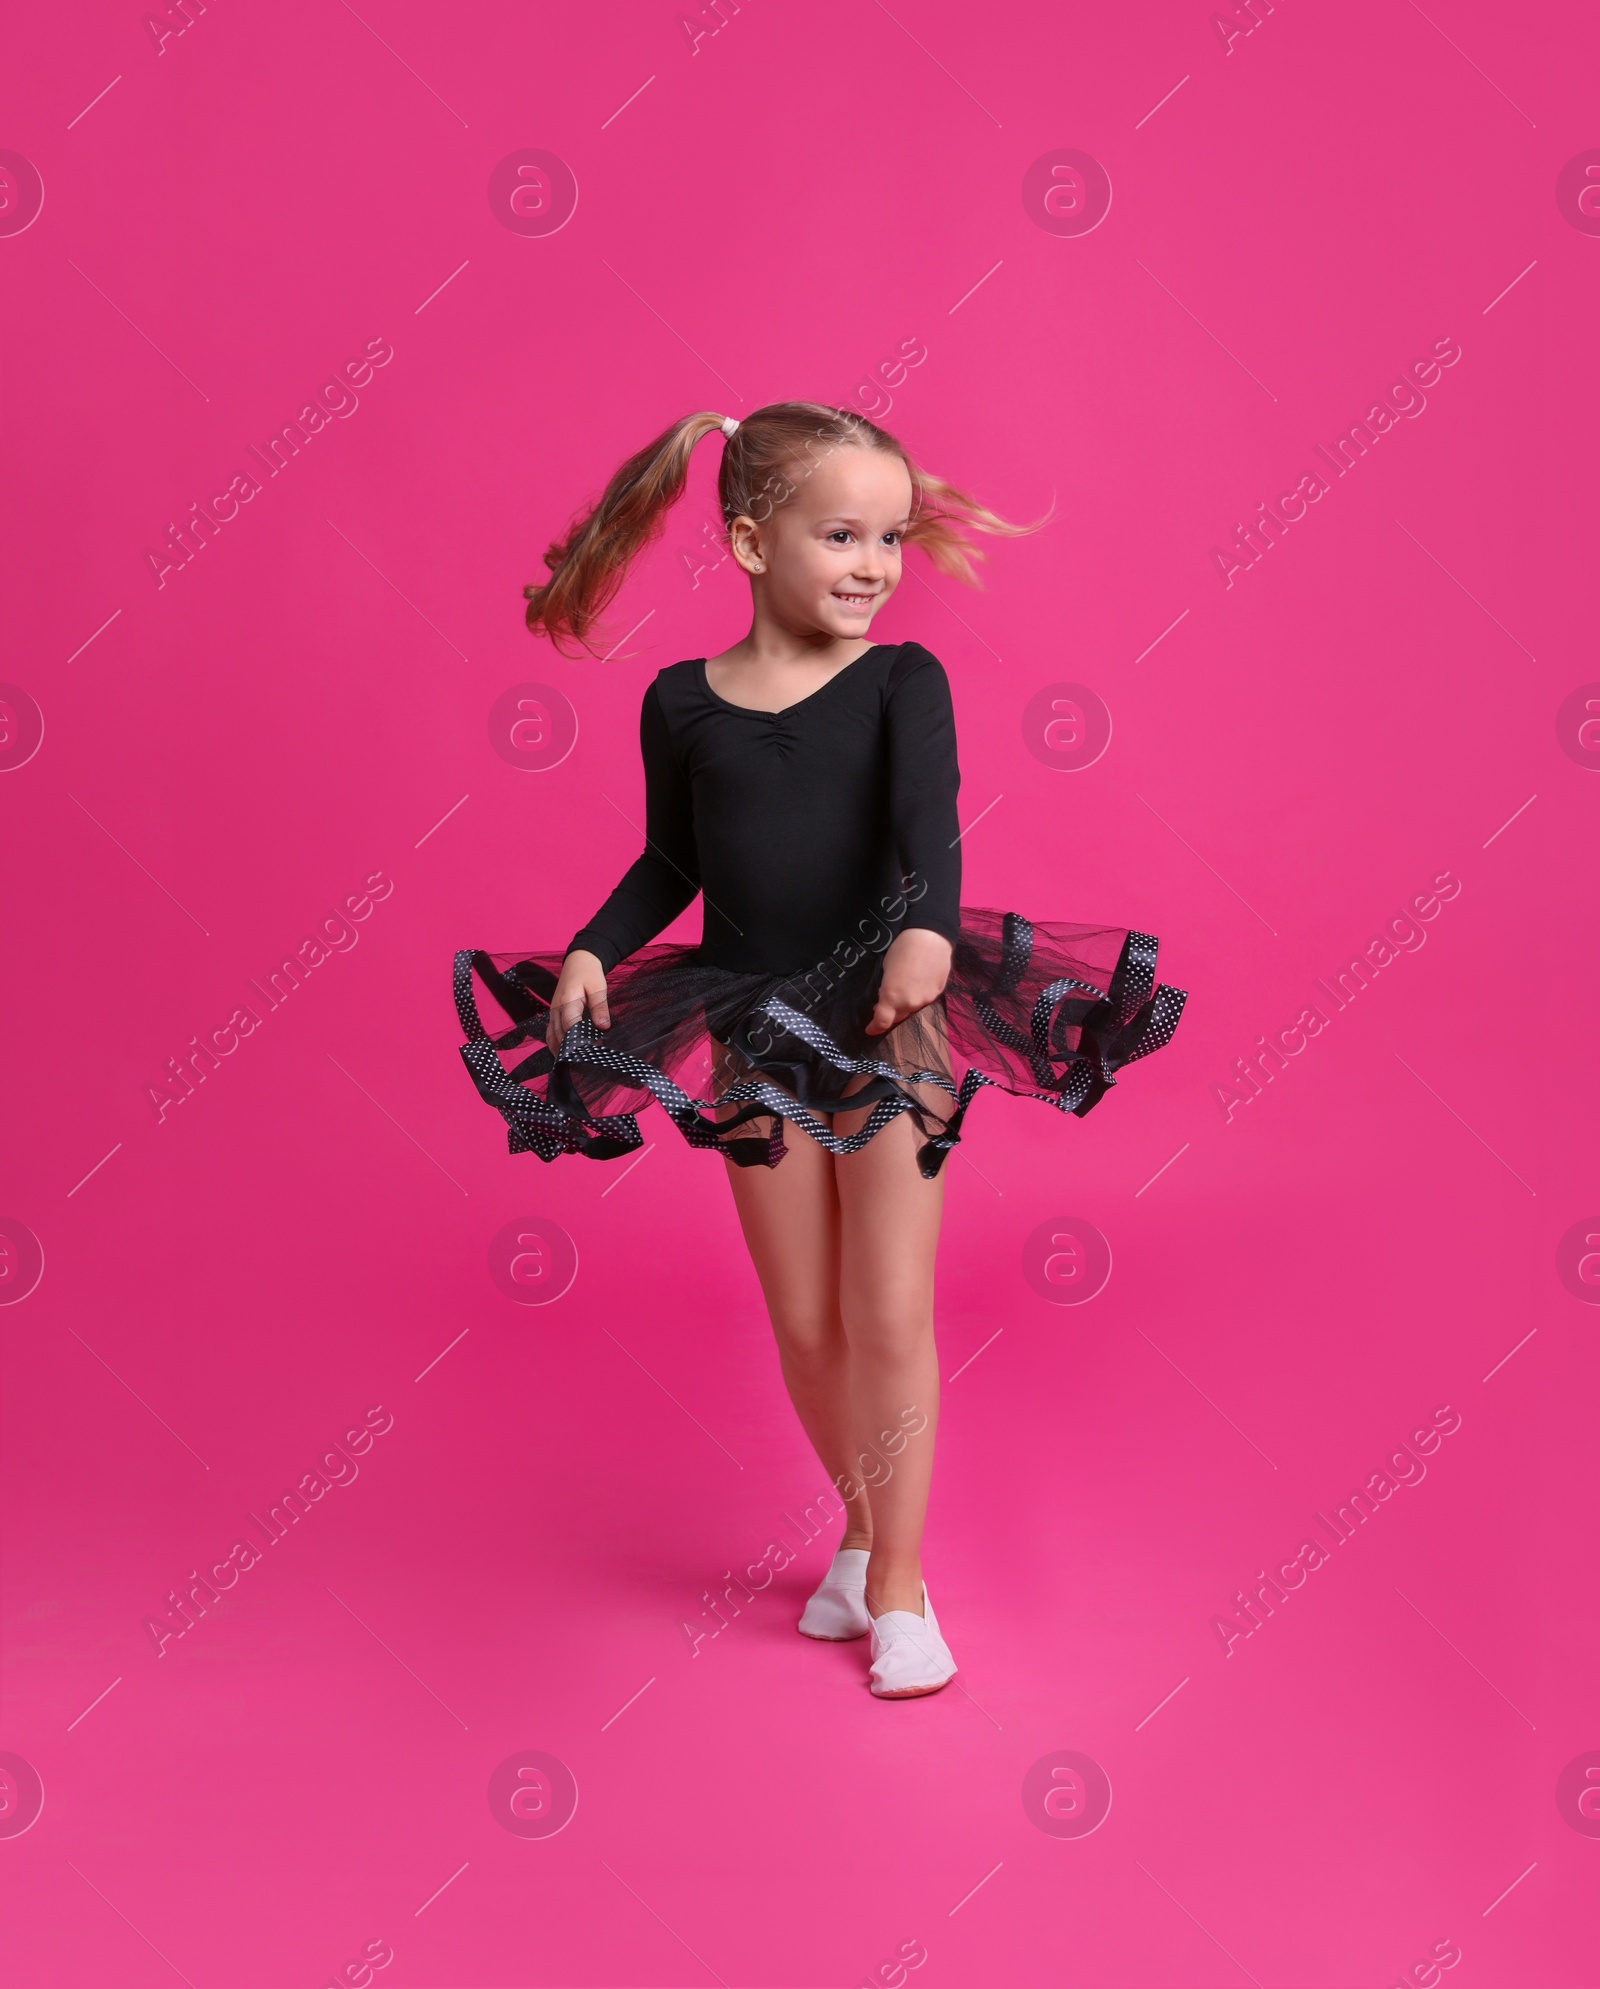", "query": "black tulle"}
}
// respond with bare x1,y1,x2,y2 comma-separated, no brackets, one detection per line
454,908,1186,1180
